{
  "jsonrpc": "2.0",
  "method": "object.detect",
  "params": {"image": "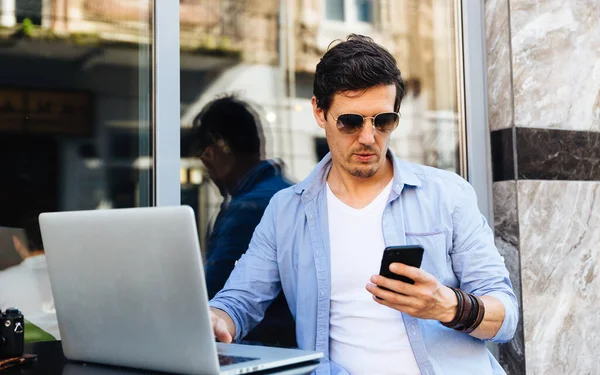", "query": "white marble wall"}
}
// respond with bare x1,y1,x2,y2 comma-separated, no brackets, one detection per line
486,2,600,375
510,0,600,131
485,0,513,131
519,181,600,375
492,181,525,375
